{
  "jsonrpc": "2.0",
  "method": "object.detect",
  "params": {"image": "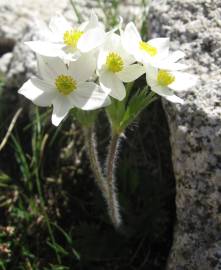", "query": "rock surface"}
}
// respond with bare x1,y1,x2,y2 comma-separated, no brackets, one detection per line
0,0,74,88
149,0,221,269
